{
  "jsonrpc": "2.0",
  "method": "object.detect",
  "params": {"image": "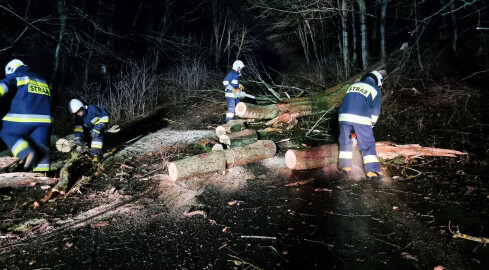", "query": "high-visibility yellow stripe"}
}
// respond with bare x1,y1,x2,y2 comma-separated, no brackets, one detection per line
16,76,29,86
339,151,353,159
3,116,52,123
33,164,50,172
338,113,372,126
99,116,109,123
3,113,52,123
12,140,29,157
363,155,379,164
0,83,8,96
74,128,83,132
91,141,103,149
